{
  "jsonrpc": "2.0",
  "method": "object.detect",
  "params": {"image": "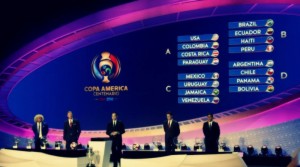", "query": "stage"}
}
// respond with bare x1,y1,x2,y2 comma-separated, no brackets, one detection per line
122,151,246,167
122,150,291,167
0,148,292,167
